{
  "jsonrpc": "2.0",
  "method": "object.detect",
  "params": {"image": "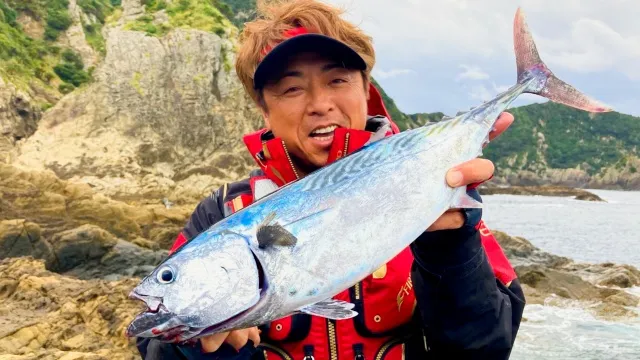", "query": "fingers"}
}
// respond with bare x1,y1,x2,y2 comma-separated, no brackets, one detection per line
225,329,250,351
201,331,230,353
446,158,495,187
247,327,261,347
201,328,261,353
427,209,464,231
488,112,514,143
